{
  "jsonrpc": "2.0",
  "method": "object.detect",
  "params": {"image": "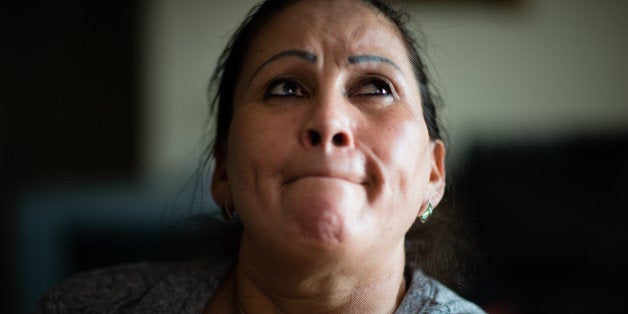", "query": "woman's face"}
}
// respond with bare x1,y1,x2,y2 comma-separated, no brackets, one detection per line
213,0,445,260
